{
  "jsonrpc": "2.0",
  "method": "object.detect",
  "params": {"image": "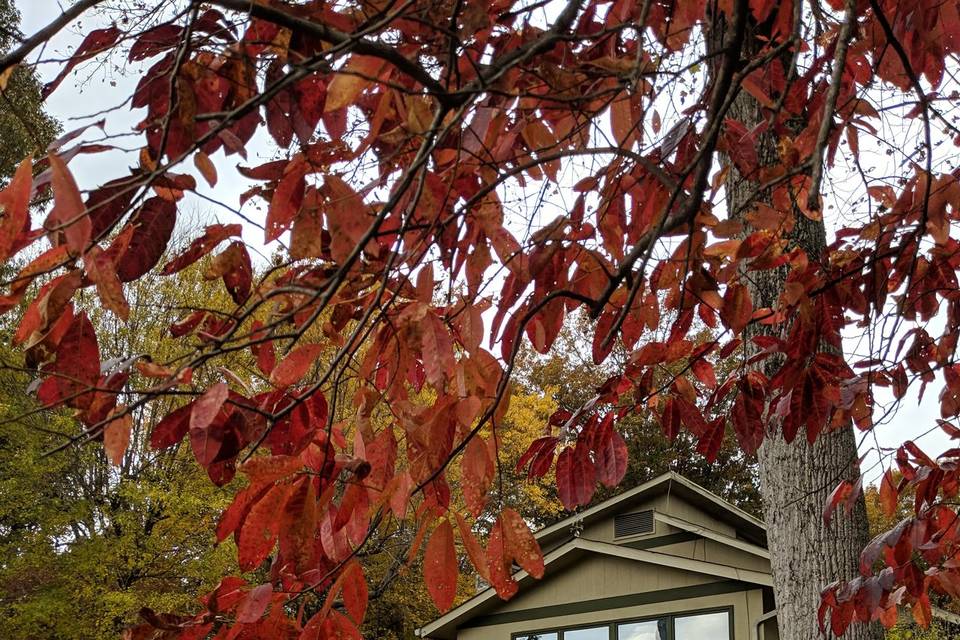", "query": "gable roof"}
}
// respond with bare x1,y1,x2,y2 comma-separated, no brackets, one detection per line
536,471,766,549
417,472,769,639
417,536,771,639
